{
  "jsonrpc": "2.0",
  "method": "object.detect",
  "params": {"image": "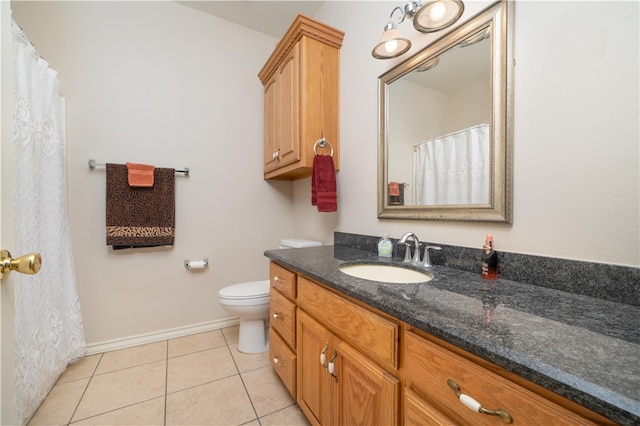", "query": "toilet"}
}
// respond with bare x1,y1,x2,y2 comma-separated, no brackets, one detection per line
218,238,321,353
